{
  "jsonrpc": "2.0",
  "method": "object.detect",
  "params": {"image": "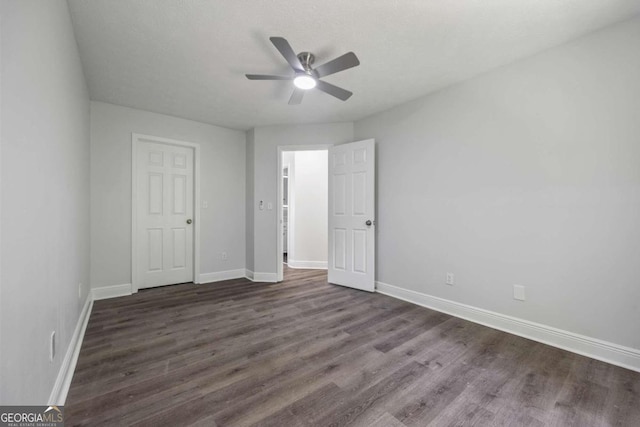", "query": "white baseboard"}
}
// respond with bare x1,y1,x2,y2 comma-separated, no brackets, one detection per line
287,260,328,270
199,269,246,284
48,295,93,405
244,269,277,283
376,281,640,373
91,283,132,300
251,272,278,283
